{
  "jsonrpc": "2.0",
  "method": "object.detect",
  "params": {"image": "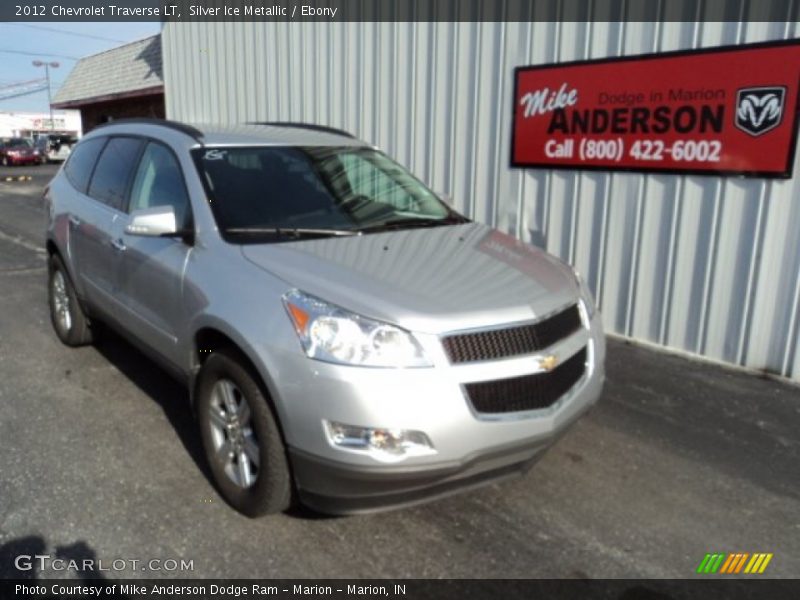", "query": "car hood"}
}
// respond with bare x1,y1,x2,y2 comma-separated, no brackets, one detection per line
241,222,578,334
